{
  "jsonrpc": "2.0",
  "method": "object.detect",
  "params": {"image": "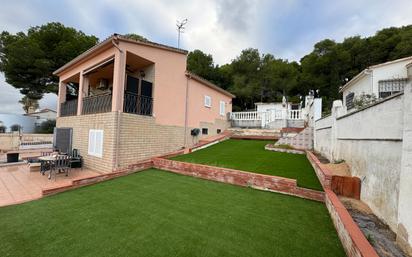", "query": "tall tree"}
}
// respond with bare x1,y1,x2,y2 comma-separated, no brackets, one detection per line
0,22,98,100
19,96,39,114
123,33,148,42
187,50,215,79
